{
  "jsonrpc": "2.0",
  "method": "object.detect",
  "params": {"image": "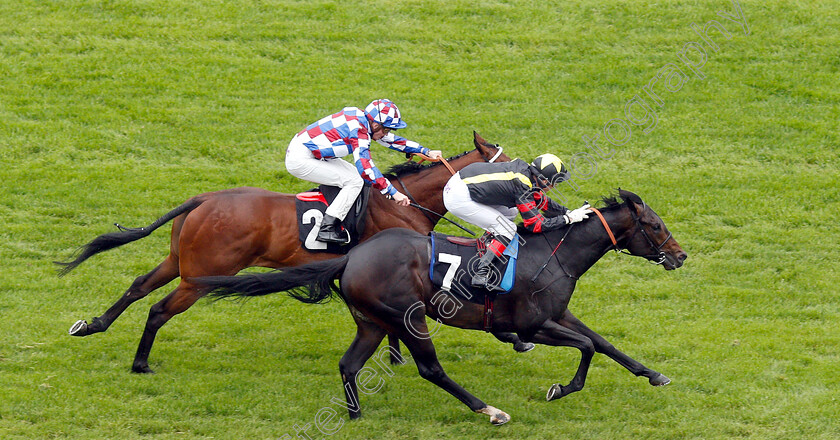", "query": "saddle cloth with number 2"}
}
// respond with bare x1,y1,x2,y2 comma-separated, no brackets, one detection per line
295,185,370,254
